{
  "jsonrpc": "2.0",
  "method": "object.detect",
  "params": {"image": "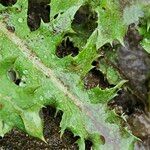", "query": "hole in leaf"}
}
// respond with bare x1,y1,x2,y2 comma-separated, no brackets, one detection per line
56,37,79,58
72,4,97,30
71,4,98,42
84,68,110,90
64,4,98,49
6,25,15,33
8,69,22,86
100,43,113,51
27,0,50,31
92,60,99,67
62,130,79,147
85,139,93,150
100,135,105,145
53,12,64,19
0,0,17,6
42,106,79,149
53,14,59,19
15,78,21,85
